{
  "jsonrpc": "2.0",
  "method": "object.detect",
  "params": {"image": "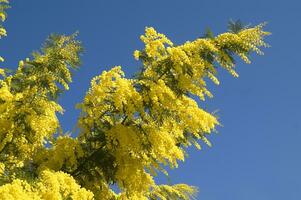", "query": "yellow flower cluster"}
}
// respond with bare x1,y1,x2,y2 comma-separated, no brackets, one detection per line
0,81,63,175
78,66,143,132
75,22,269,199
35,170,93,200
78,67,219,197
0,1,86,190
136,24,269,102
137,27,173,60
34,136,84,172
0,2,269,198
0,170,93,200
